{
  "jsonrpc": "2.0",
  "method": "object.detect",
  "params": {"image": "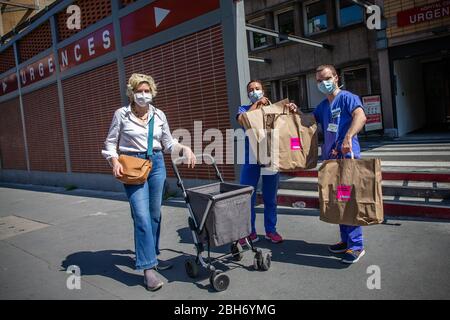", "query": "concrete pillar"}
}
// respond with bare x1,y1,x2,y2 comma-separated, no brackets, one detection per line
111,0,128,106
50,15,72,172
13,42,31,171
293,1,304,37
378,48,397,137
221,0,251,182
326,0,337,31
